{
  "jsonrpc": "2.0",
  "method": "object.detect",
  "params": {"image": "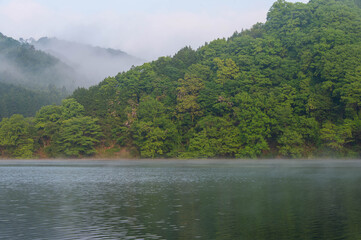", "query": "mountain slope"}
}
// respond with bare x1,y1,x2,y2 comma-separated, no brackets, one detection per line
68,0,361,158
0,33,79,91
30,37,145,87
0,32,78,118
